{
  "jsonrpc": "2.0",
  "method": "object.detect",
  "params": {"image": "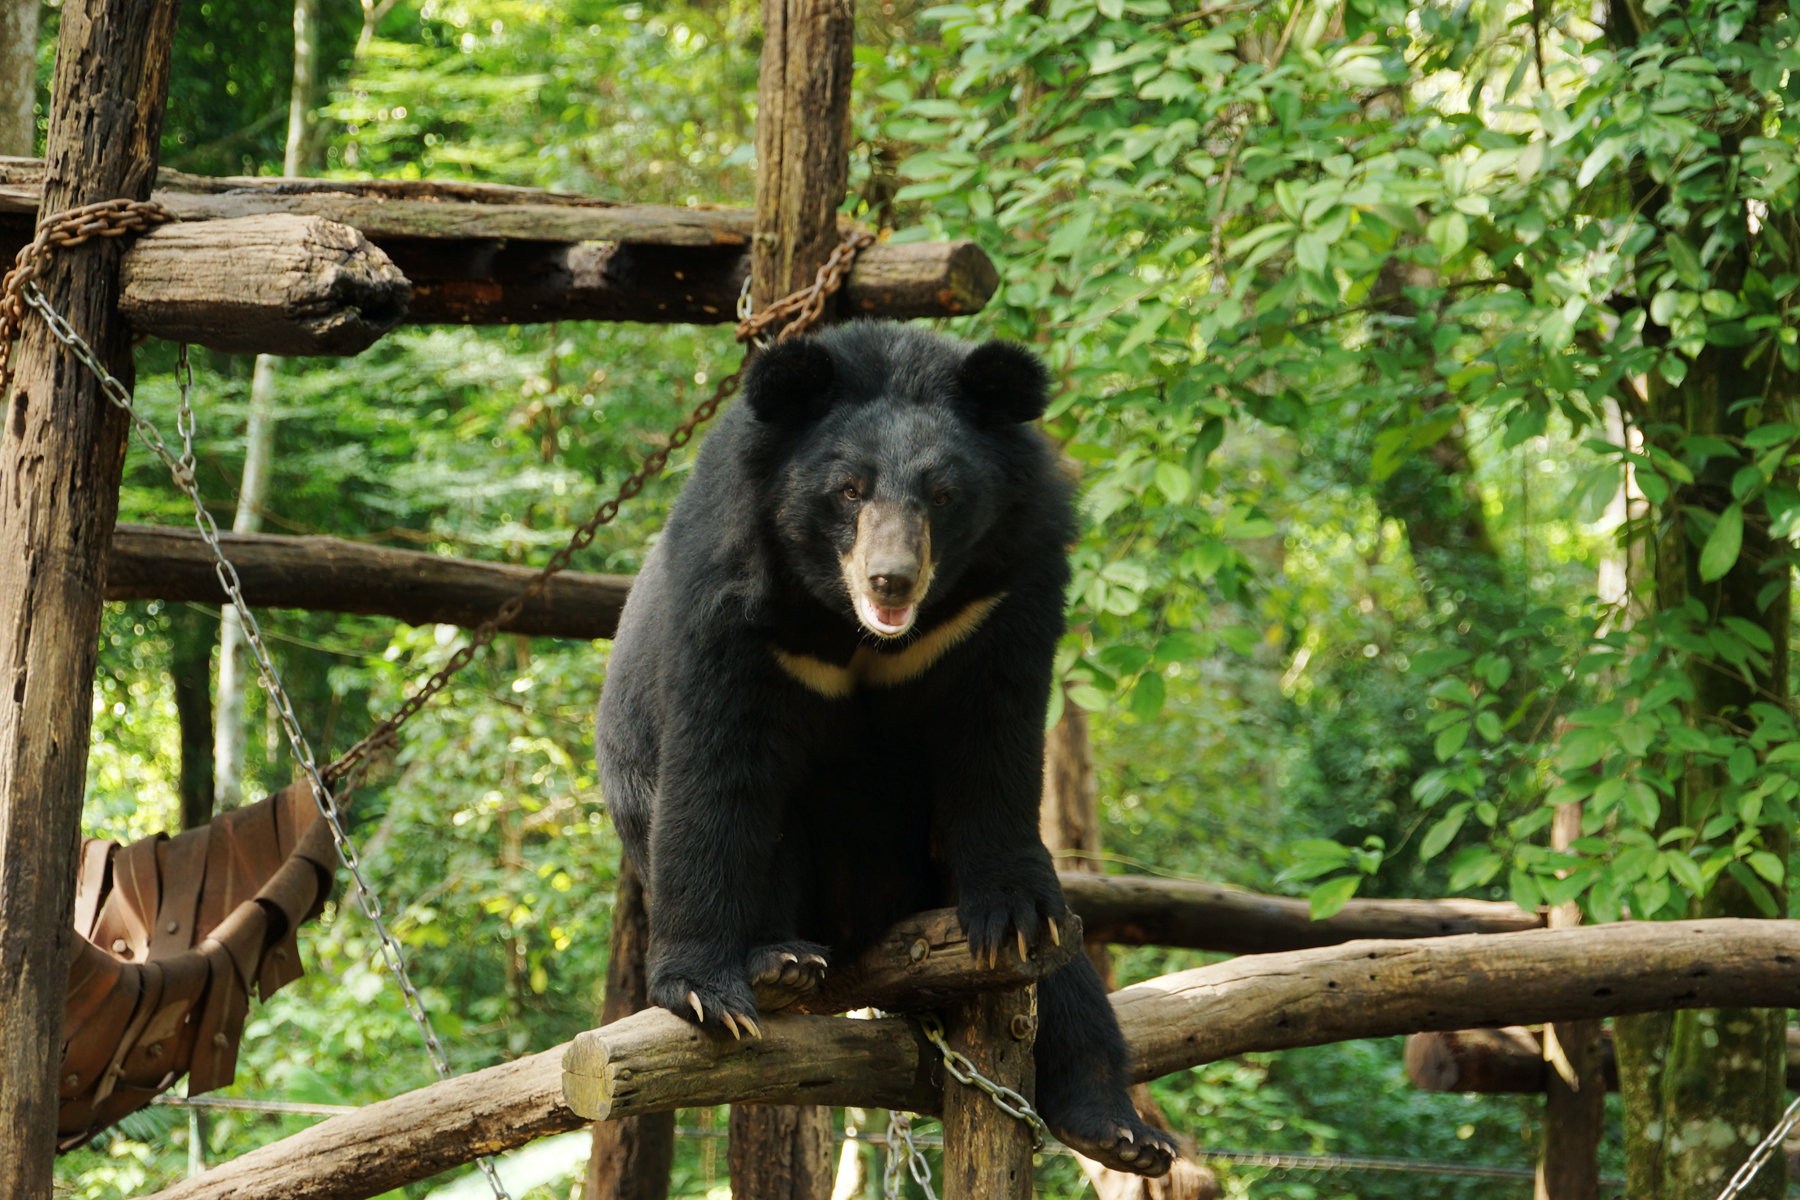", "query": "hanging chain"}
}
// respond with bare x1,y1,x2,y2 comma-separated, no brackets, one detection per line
884,1107,940,1200
919,1013,1053,1149
0,198,179,391
735,228,876,345
17,293,513,1200
1715,1092,1800,1200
